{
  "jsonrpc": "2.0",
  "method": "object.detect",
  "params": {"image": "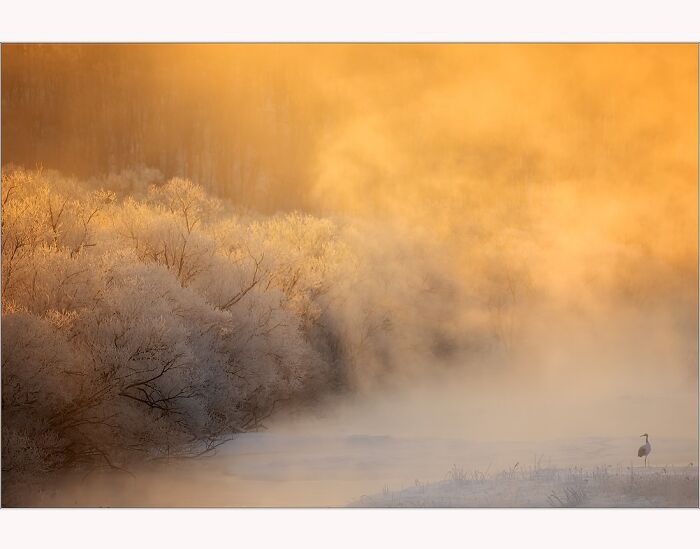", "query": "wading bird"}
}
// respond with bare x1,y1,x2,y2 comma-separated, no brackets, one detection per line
638,433,651,467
